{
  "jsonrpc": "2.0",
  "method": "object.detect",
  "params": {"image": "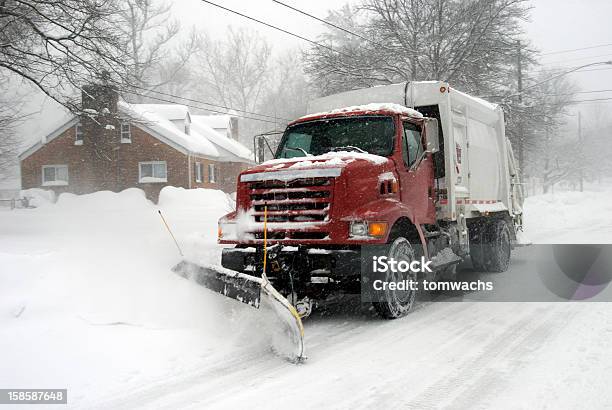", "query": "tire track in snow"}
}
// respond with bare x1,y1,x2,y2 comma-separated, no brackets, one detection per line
392,304,572,410
446,304,579,410
168,303,488,409
88,300,473,409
